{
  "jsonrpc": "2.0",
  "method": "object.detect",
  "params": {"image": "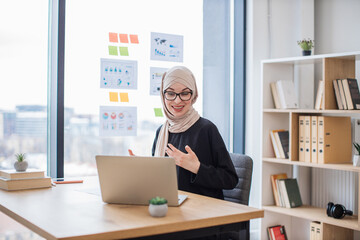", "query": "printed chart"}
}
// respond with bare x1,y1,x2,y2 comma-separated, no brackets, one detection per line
100,58,138,90
99,106,137,136
150,32,183,62
150,67,167,95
